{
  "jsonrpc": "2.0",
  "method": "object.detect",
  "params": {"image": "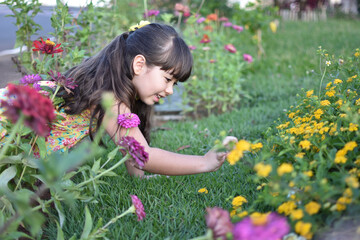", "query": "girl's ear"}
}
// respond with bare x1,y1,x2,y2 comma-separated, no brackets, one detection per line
132,55,146,75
